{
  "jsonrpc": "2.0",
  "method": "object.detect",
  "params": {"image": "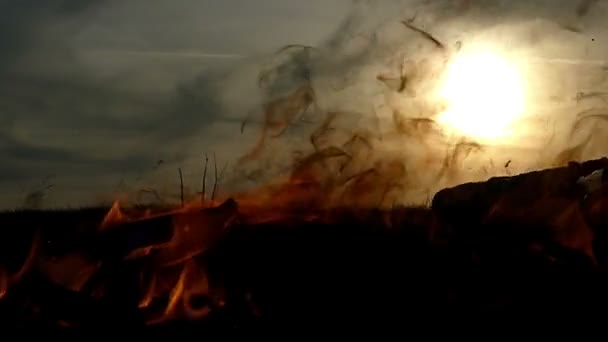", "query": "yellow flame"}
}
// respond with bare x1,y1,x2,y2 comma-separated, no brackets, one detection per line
436,49,526,143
